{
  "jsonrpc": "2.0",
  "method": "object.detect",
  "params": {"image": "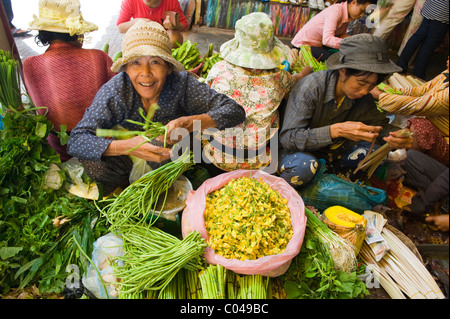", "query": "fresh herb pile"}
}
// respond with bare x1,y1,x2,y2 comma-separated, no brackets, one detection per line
281,208,369,299
0,50,108,295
